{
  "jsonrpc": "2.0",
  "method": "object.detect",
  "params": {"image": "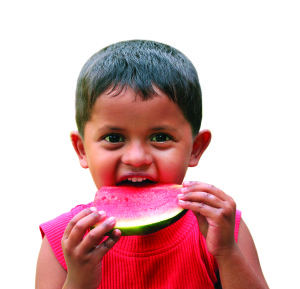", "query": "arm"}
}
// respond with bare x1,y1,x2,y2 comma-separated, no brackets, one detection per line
178,182,269,289
35,237,67,289
216,218,269,289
